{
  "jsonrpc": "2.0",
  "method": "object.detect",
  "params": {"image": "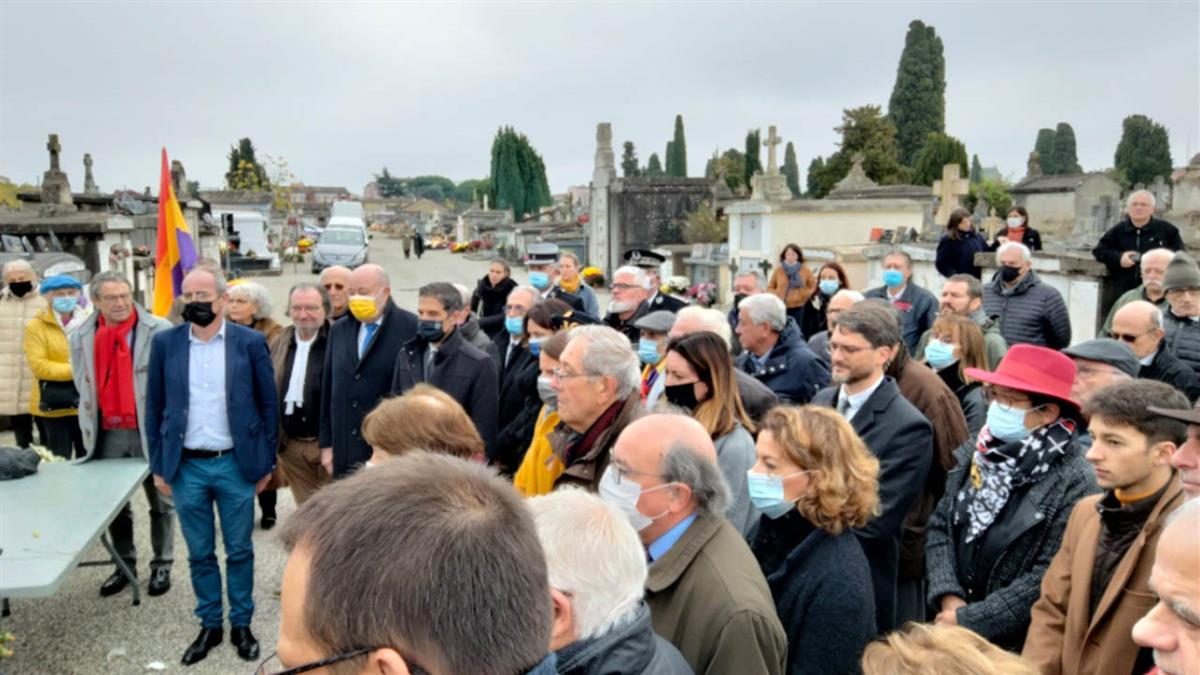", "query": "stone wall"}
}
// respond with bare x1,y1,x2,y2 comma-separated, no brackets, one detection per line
609,177,715,259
